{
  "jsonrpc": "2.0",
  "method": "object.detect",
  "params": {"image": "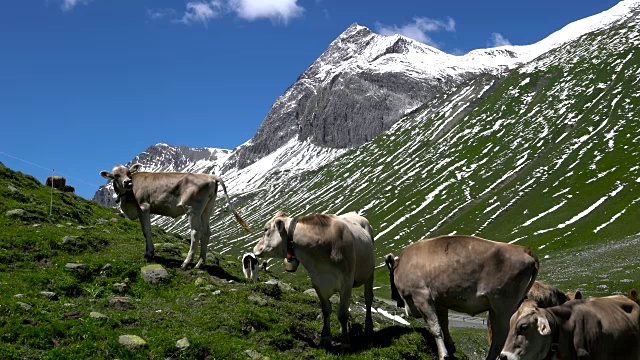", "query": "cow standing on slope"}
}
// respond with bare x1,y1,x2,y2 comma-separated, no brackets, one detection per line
253,211,375,350
46,176,66,190
100,164,251,268
500,296,640,360
385,235,539,360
